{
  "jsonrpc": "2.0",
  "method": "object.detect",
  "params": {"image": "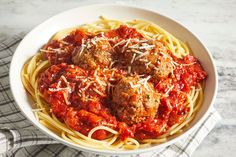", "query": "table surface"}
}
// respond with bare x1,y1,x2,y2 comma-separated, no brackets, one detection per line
1,0,236,156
